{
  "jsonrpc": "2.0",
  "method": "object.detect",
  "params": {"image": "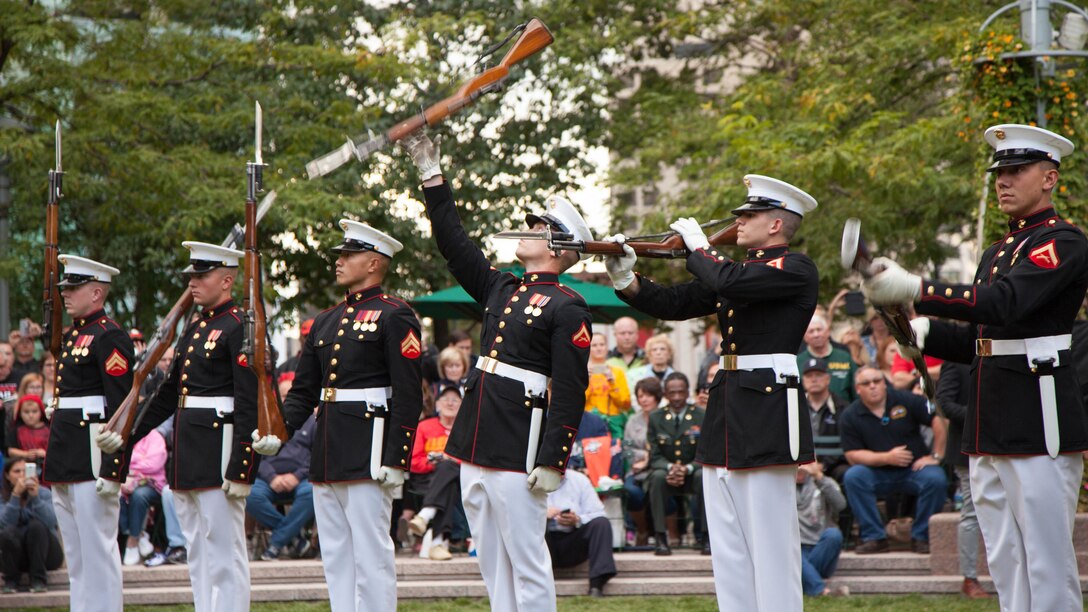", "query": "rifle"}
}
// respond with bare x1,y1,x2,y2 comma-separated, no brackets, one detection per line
42,122,63,374
102,191,279,446
243,102,289,441
841,218,945,418
493,218,739,259
306,18,554,179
